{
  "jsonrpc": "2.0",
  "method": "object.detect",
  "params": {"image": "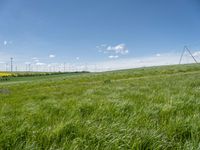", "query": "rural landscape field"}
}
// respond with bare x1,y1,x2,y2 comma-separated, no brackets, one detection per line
1,1,200,149
0,64,200,149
